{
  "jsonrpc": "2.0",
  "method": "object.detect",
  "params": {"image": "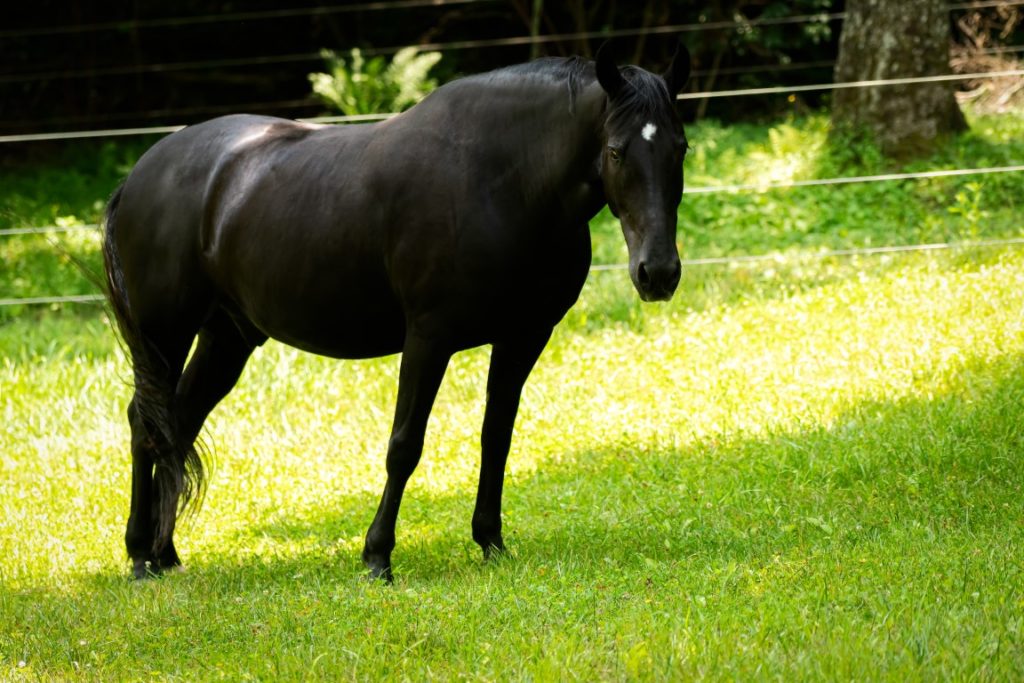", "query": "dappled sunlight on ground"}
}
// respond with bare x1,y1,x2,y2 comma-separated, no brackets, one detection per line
536,252,1024,449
